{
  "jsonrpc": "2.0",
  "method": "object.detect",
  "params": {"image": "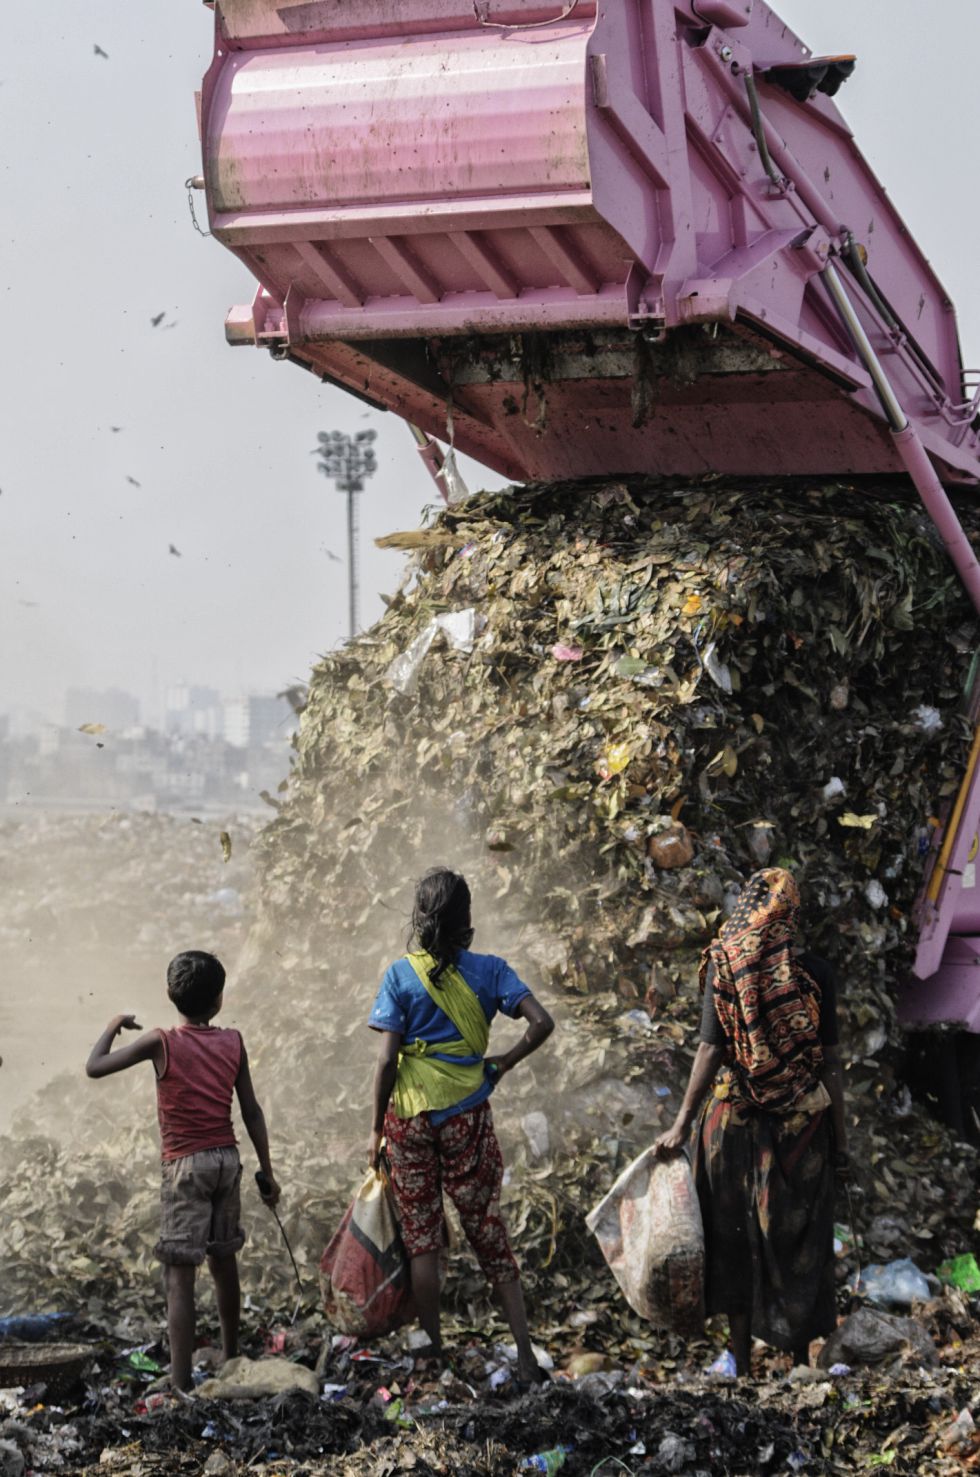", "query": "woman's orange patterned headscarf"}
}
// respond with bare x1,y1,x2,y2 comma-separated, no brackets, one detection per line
699,868,823,1111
